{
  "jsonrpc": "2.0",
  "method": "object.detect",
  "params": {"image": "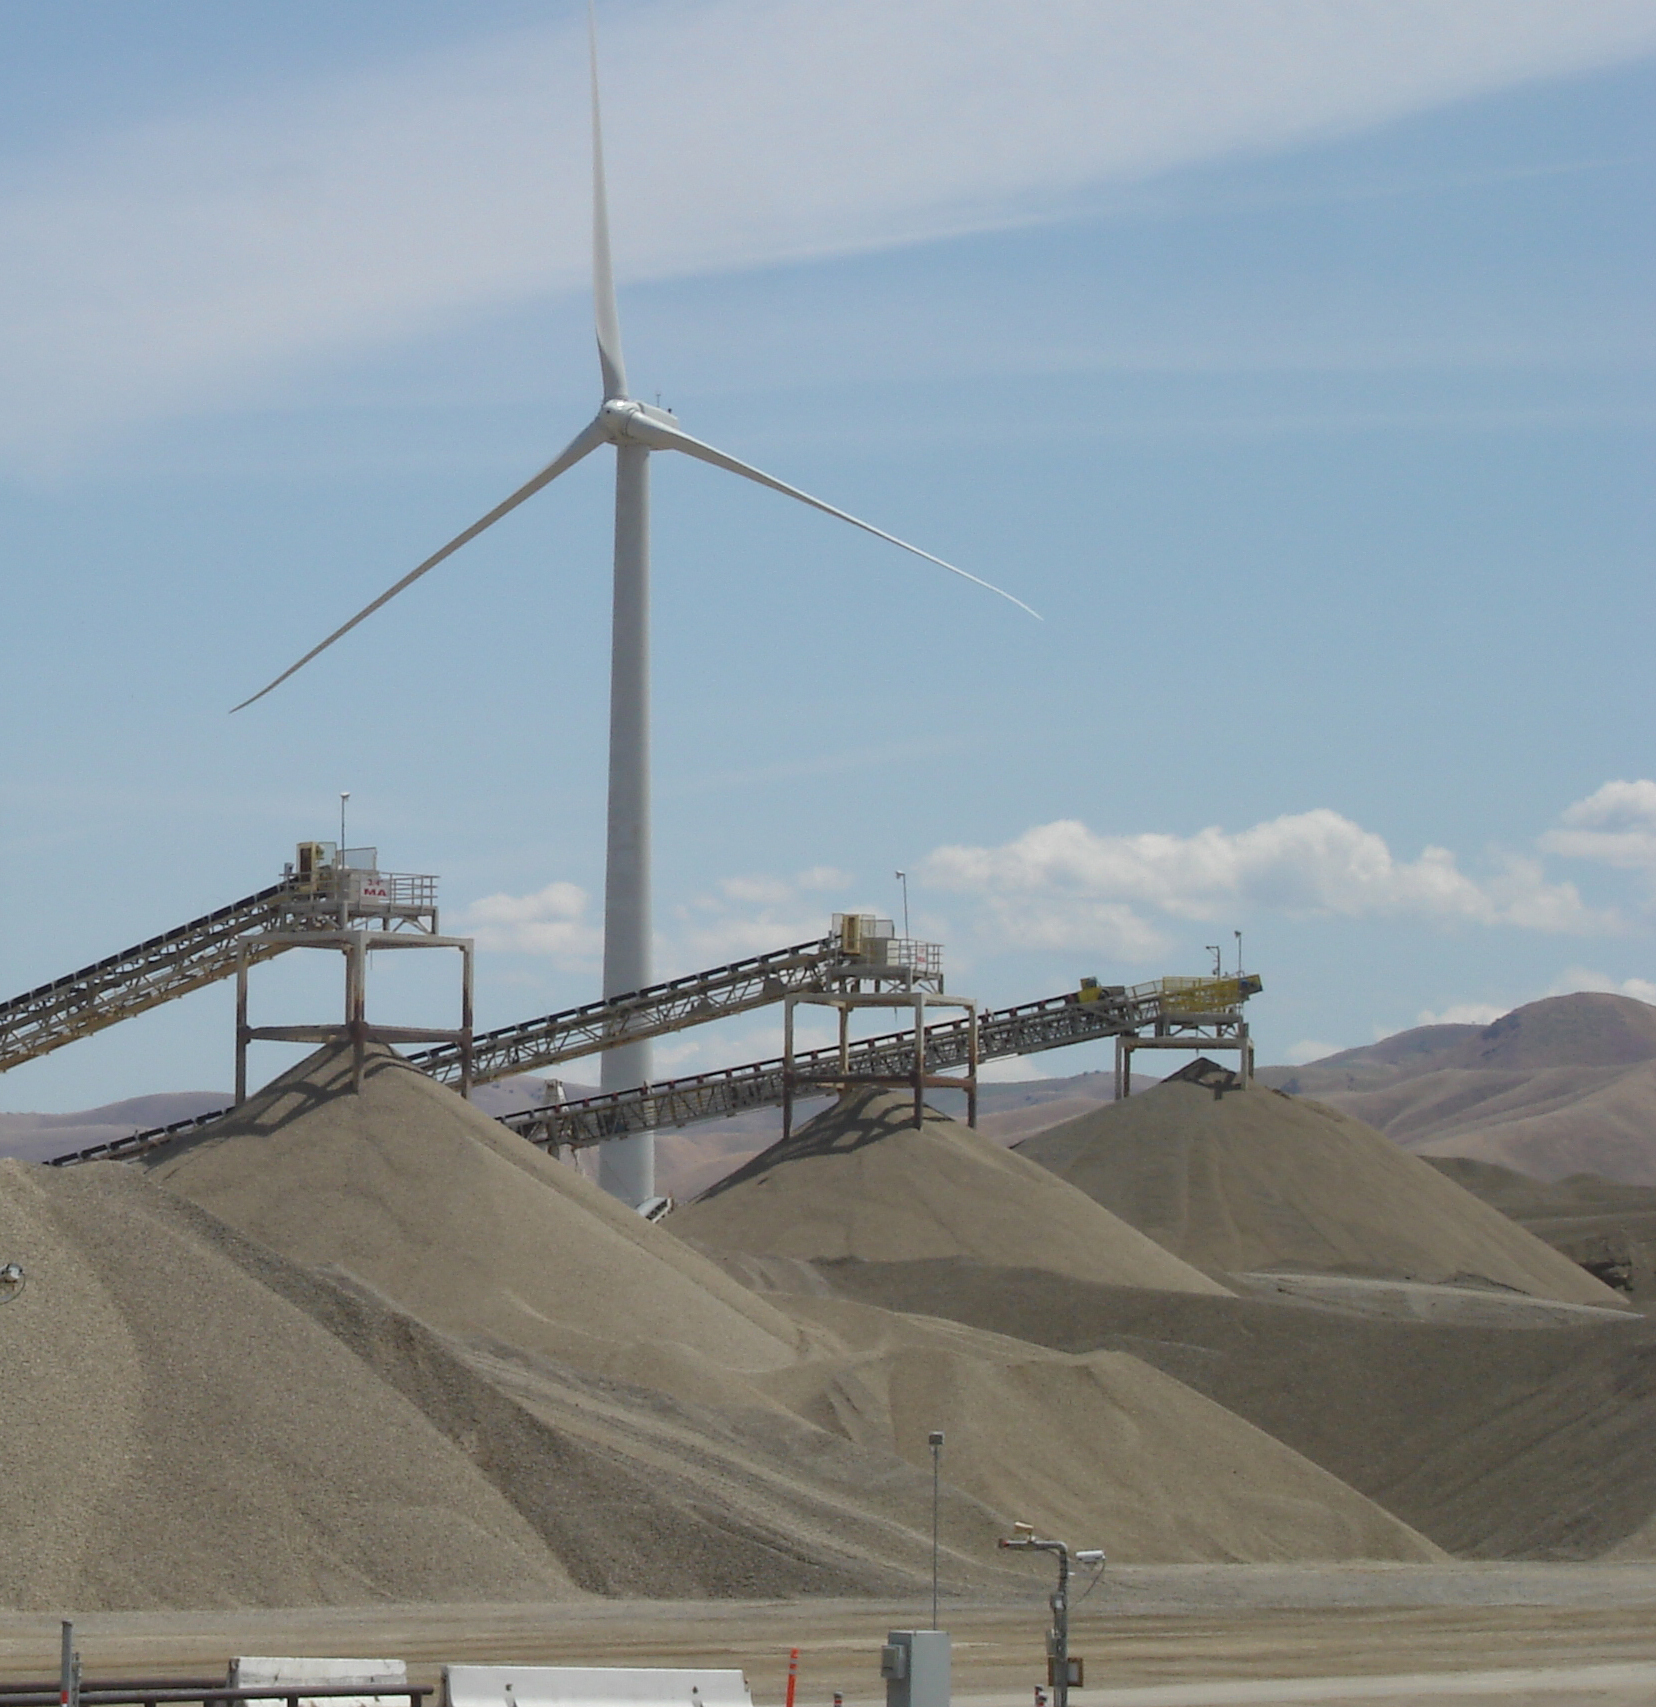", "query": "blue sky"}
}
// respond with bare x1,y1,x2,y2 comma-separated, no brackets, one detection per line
2,0,1653,1109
